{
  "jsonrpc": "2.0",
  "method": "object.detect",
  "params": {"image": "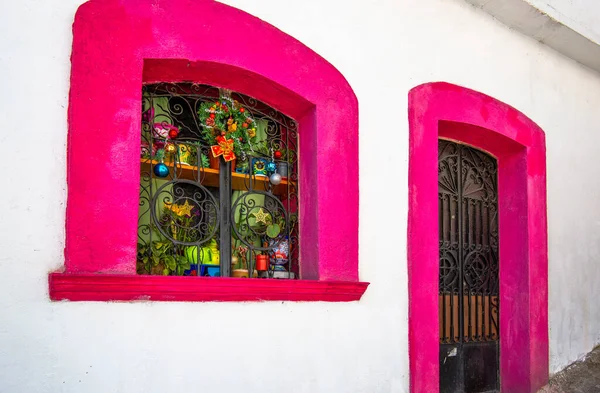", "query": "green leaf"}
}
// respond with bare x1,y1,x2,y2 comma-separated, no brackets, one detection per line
165,256,177,270
162,268,170,276
266,223,281,238
152,255,161,266
178,255,191,270
200,154,210,168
